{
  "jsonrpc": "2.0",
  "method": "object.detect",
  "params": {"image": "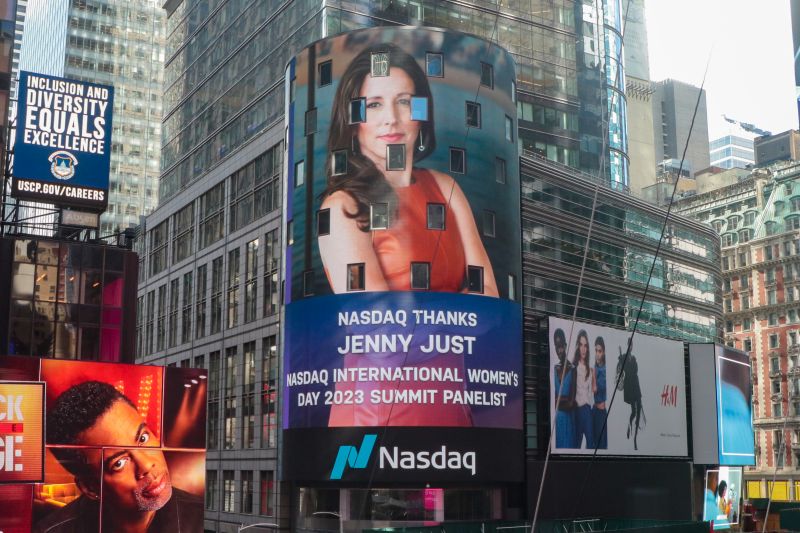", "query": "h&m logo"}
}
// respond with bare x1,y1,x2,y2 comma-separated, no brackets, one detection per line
330,434,376,480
